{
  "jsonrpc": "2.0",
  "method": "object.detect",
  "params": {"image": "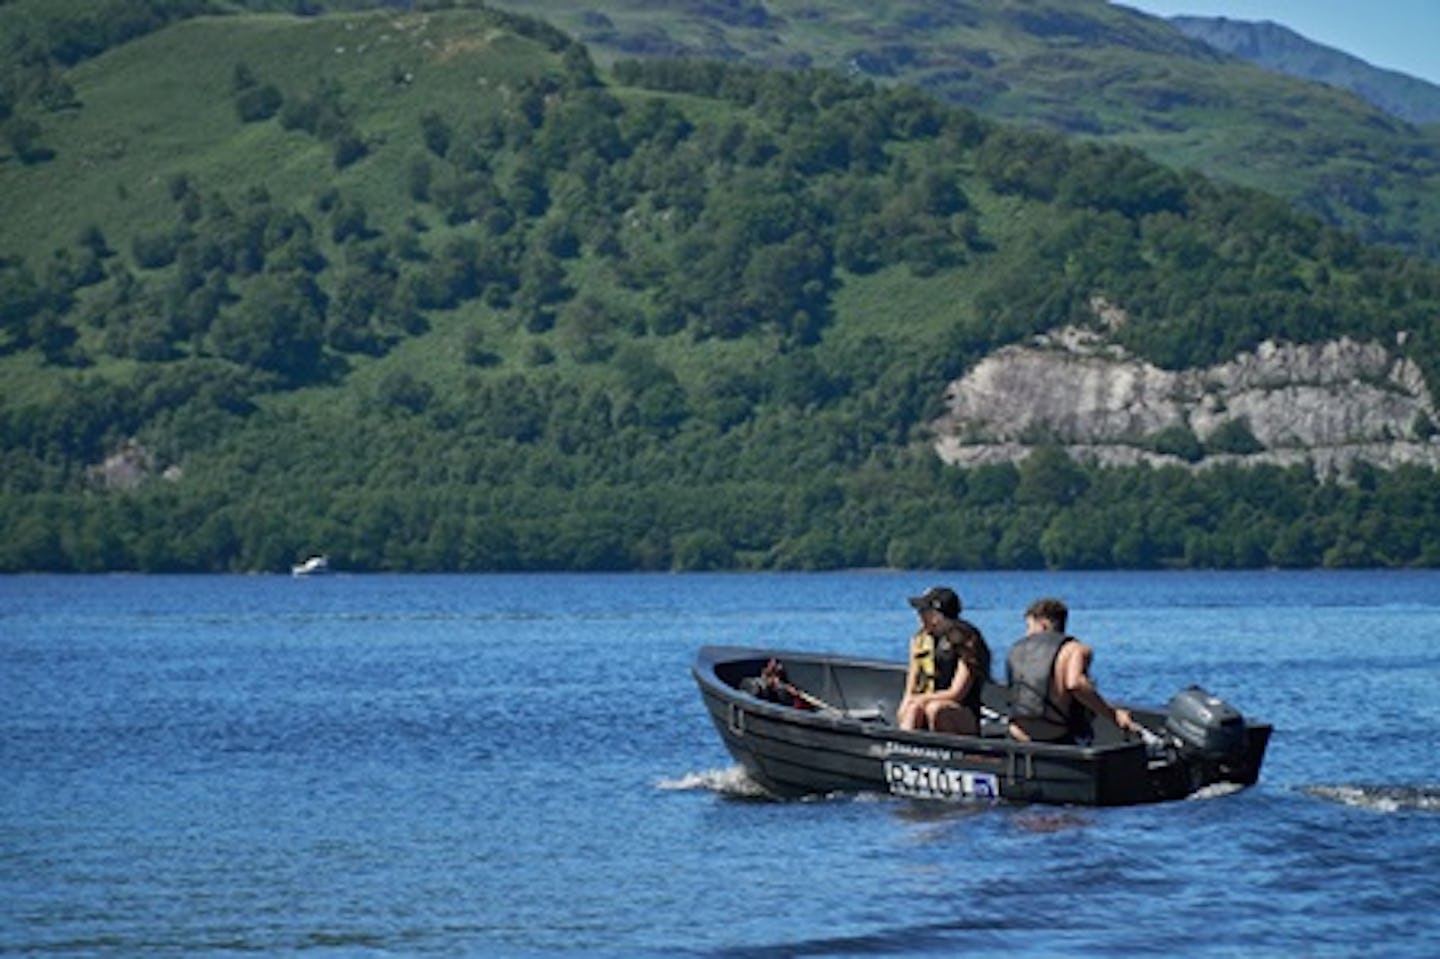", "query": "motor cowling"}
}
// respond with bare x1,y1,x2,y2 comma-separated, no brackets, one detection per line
1165,686,1247,759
